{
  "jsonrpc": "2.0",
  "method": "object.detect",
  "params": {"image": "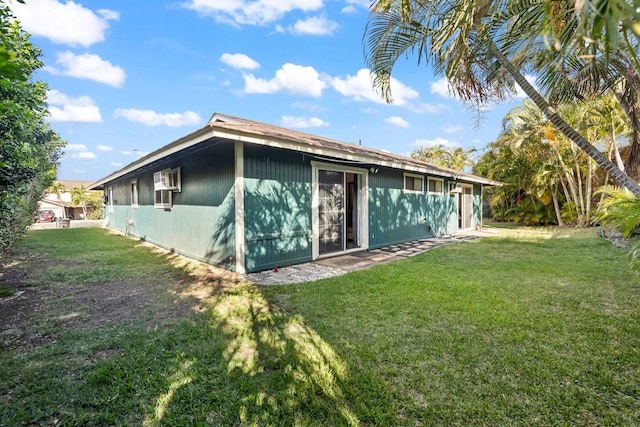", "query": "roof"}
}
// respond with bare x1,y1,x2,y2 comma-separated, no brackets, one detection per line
89,112,501,189
54,180,95,190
